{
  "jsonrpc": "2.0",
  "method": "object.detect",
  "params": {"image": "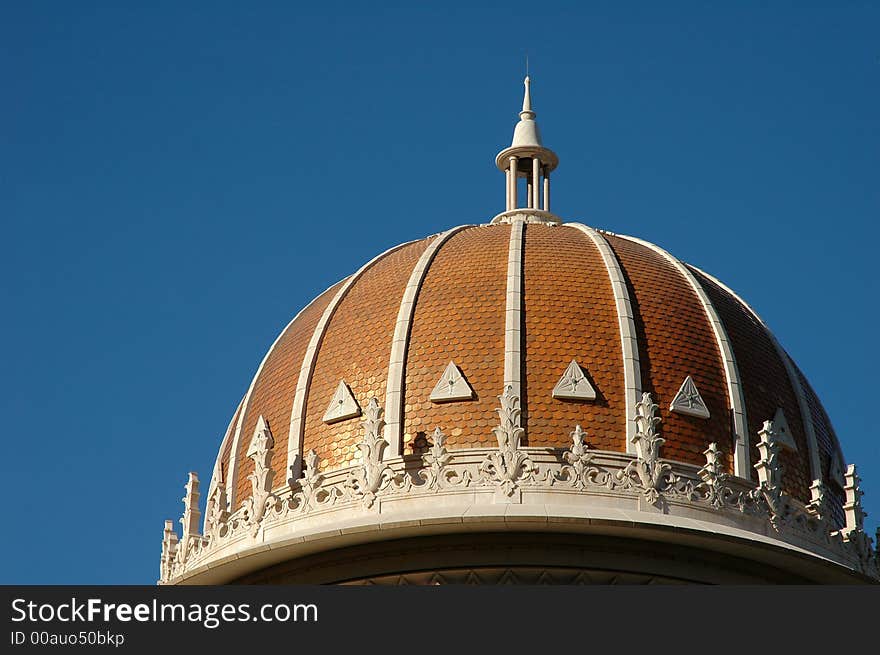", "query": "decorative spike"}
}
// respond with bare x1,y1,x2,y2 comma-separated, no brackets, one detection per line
180,472,201,542
204,481,228,540
754,420,782,490
159,519,178,583
627,392,669,505
807,479,827,520
698,442,728,508
842,464,866,536
244,416,277,532
754,419,786,528
632,392,662,462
